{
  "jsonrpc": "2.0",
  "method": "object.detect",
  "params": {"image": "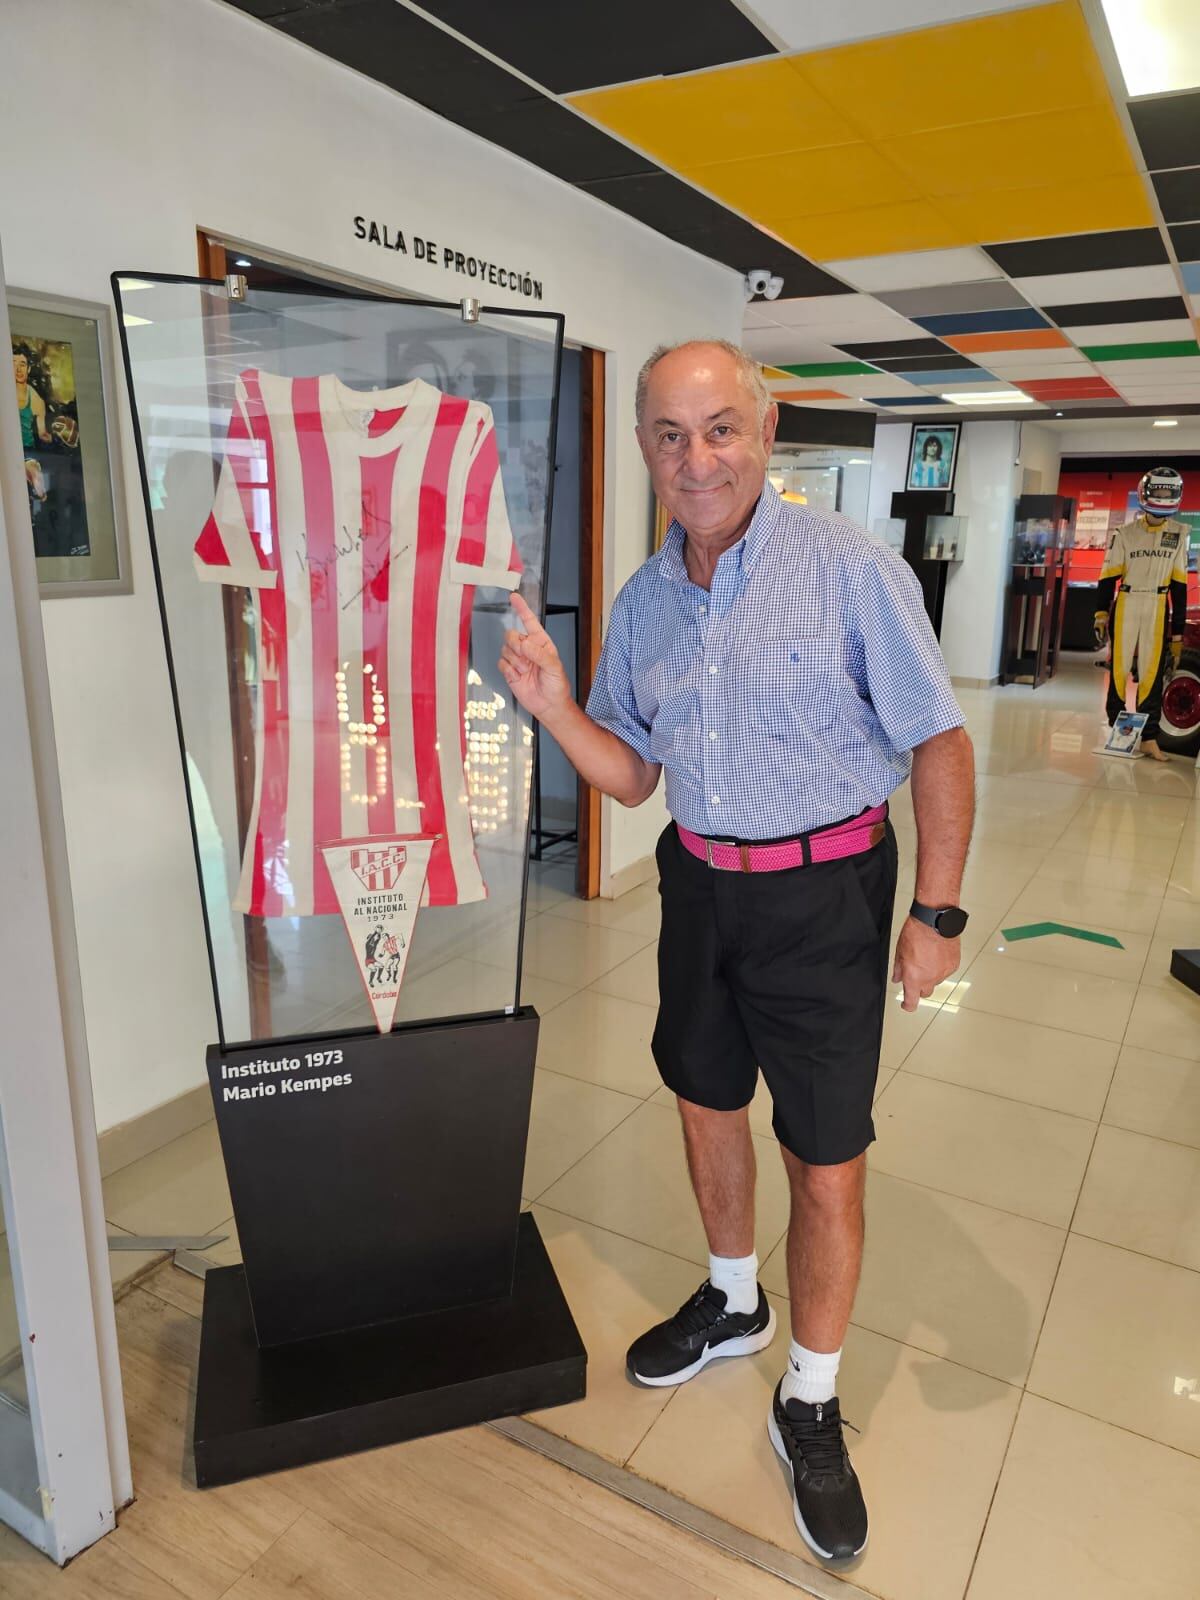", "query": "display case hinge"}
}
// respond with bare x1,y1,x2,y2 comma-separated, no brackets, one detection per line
460,296,481,324
225,273,249,301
